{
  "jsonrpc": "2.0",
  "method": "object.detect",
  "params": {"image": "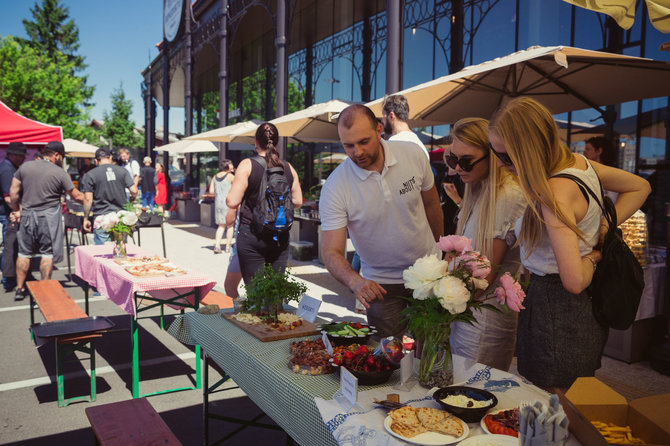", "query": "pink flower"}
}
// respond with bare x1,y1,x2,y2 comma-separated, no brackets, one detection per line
437,235,473,255
494,272,526,312
456,252,491,279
